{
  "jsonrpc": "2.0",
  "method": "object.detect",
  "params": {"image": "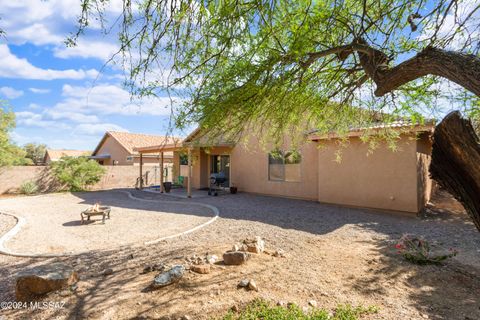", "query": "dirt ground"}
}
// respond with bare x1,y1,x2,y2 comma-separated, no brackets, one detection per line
0,189,479,320
0,191,214,255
